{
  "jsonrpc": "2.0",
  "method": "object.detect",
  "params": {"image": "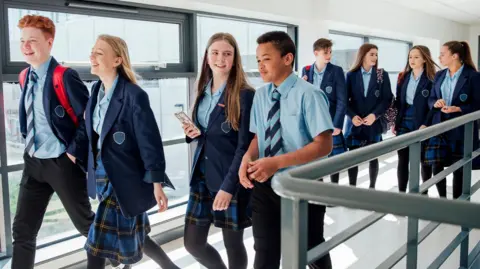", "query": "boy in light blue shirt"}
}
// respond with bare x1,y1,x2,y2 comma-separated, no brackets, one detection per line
238,31,333,269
